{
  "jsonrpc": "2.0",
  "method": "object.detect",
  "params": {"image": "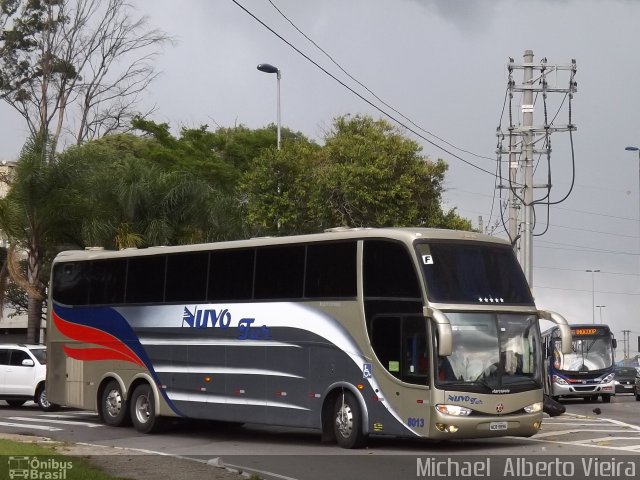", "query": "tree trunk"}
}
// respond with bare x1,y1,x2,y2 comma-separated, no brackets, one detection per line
26,295,43,344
